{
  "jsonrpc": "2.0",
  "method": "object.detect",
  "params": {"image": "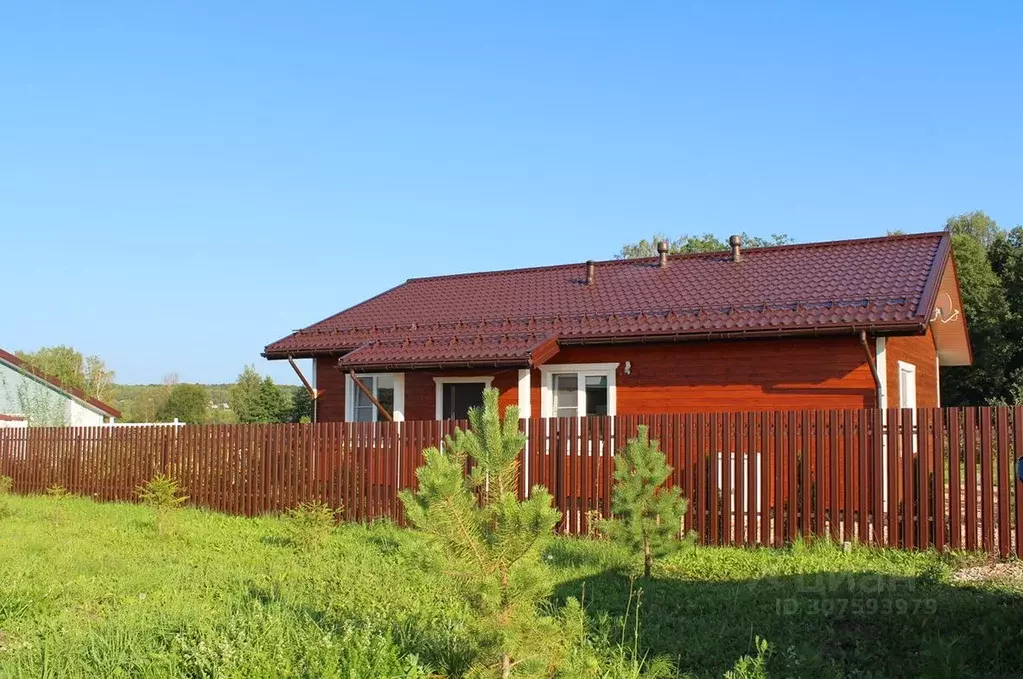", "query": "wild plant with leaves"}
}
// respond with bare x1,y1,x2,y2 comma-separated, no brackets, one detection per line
601,426,687,578
137,474,188,534
399,388,562,678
